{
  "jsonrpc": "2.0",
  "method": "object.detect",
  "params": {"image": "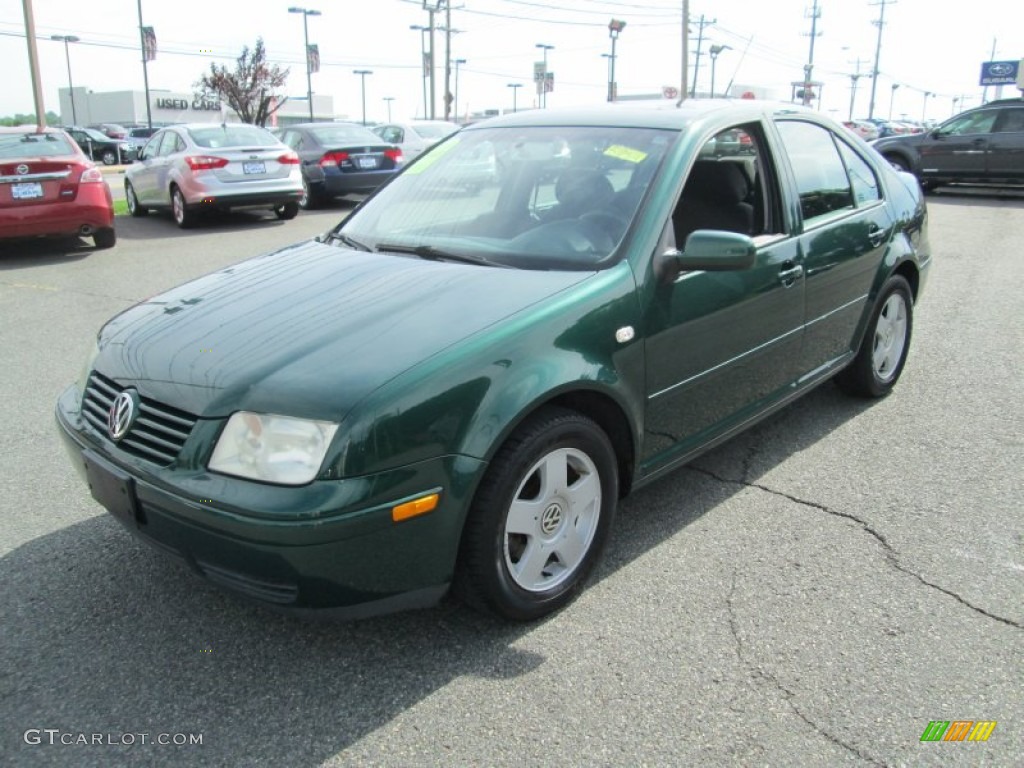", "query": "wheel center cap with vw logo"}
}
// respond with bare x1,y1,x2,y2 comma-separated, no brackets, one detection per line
540,502,563,535
107,390,139,441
